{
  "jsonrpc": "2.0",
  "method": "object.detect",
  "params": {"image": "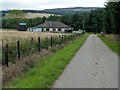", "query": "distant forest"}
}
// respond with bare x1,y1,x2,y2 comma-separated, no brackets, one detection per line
2,2,120,34
1,7,102,16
